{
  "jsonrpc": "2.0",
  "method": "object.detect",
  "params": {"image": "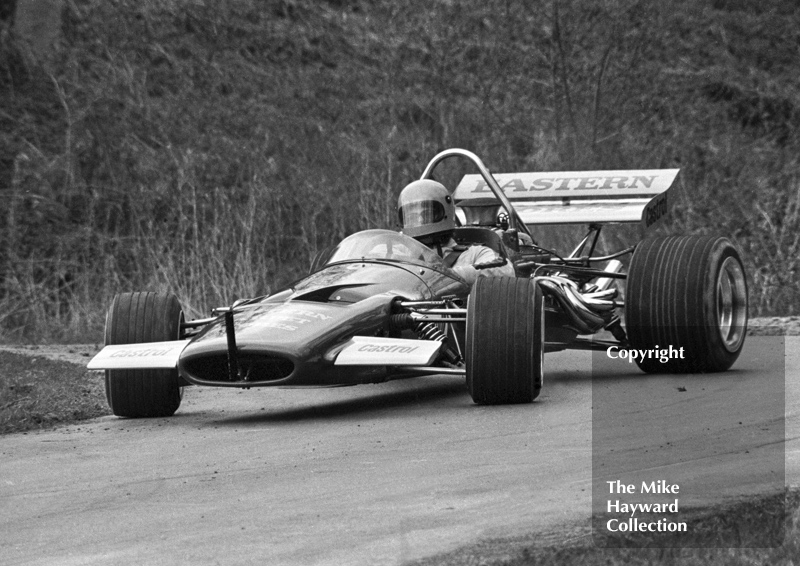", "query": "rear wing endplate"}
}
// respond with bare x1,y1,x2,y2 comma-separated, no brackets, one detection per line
453,169,679,228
